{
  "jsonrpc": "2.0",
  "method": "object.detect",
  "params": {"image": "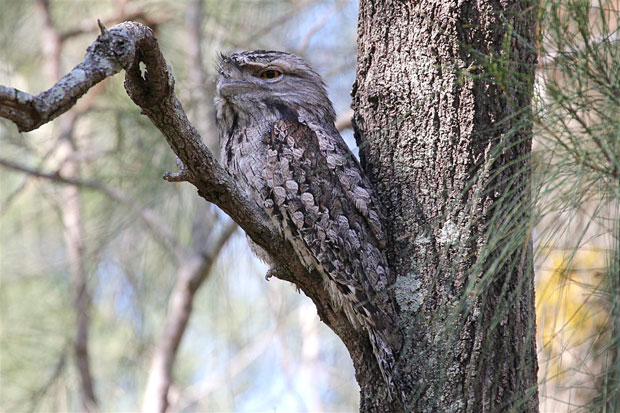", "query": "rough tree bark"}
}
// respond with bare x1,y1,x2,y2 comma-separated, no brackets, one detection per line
0,0,540,409
352,1,539,411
